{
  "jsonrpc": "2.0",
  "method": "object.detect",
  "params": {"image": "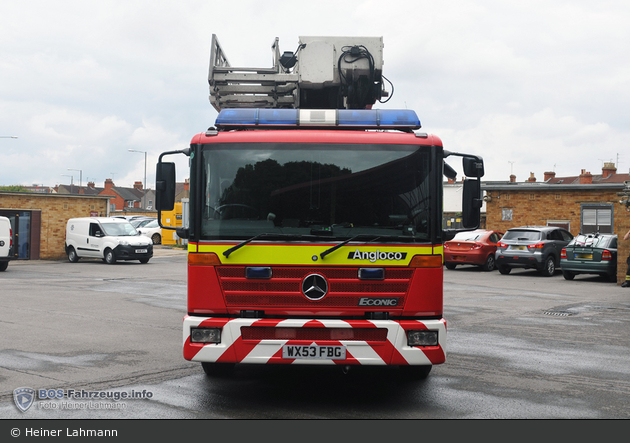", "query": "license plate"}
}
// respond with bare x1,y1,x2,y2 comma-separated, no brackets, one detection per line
510,245,526,250
282,345,346,360
135,249,148,254
575,253,592,260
